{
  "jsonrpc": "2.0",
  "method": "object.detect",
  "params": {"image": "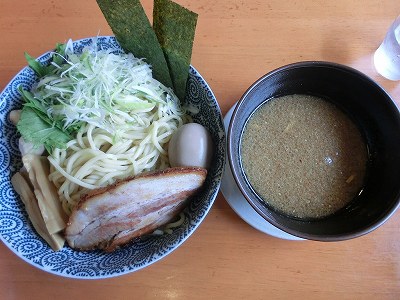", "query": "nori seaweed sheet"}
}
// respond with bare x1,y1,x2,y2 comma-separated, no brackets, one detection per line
96,0,173,89
153,0,198,101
